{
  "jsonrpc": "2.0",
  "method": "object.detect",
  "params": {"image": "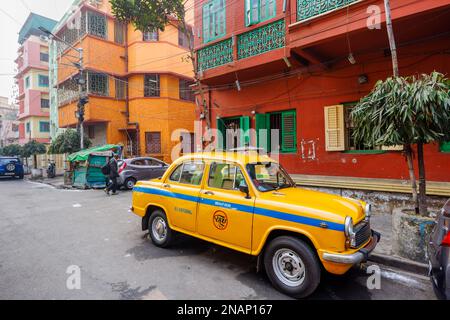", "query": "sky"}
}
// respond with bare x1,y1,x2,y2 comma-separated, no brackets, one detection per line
0,0,74,103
